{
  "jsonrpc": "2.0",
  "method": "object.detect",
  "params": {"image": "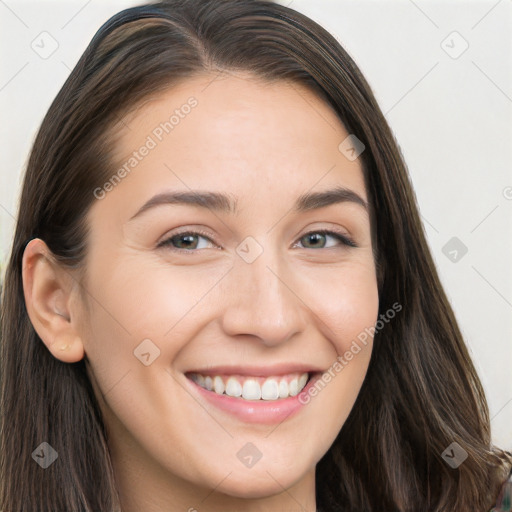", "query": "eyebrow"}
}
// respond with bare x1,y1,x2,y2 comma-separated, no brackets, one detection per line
129,185,368,221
